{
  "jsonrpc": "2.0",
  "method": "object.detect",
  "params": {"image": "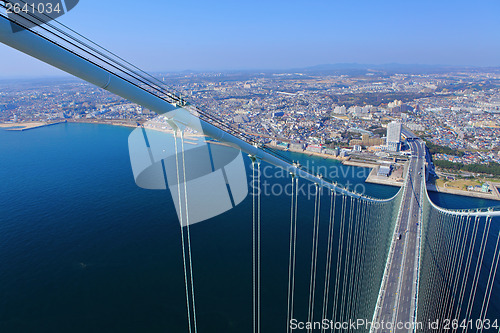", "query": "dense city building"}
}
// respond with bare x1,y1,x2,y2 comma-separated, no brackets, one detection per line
2,67,500,168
